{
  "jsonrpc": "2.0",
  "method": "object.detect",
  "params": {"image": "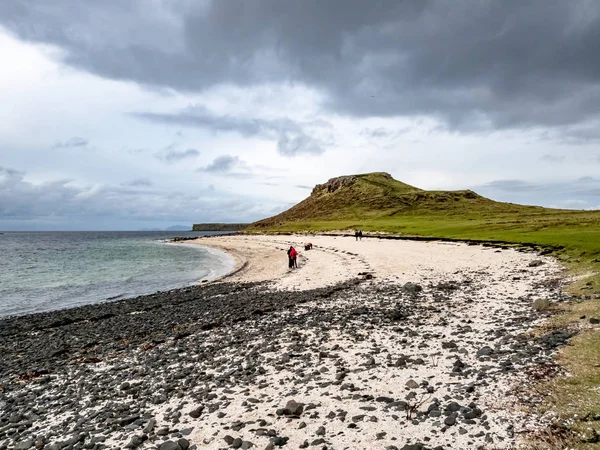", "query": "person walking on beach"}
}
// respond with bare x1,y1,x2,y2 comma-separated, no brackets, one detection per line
287,246,298,269
358,230,363,241
355,230,359,241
